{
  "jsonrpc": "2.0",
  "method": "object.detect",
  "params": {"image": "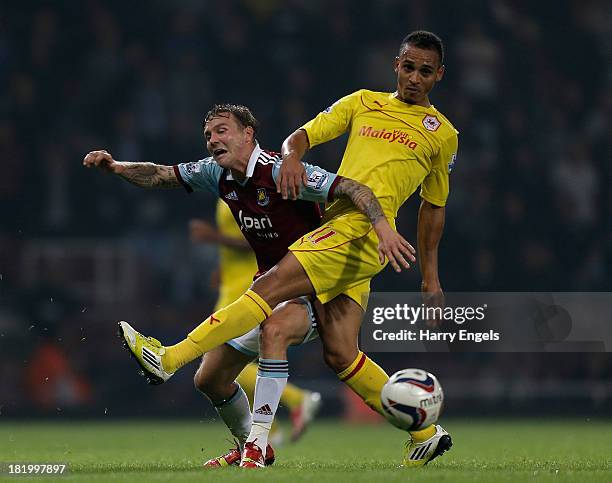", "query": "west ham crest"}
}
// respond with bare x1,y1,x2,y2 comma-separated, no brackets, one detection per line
256,188,270,206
